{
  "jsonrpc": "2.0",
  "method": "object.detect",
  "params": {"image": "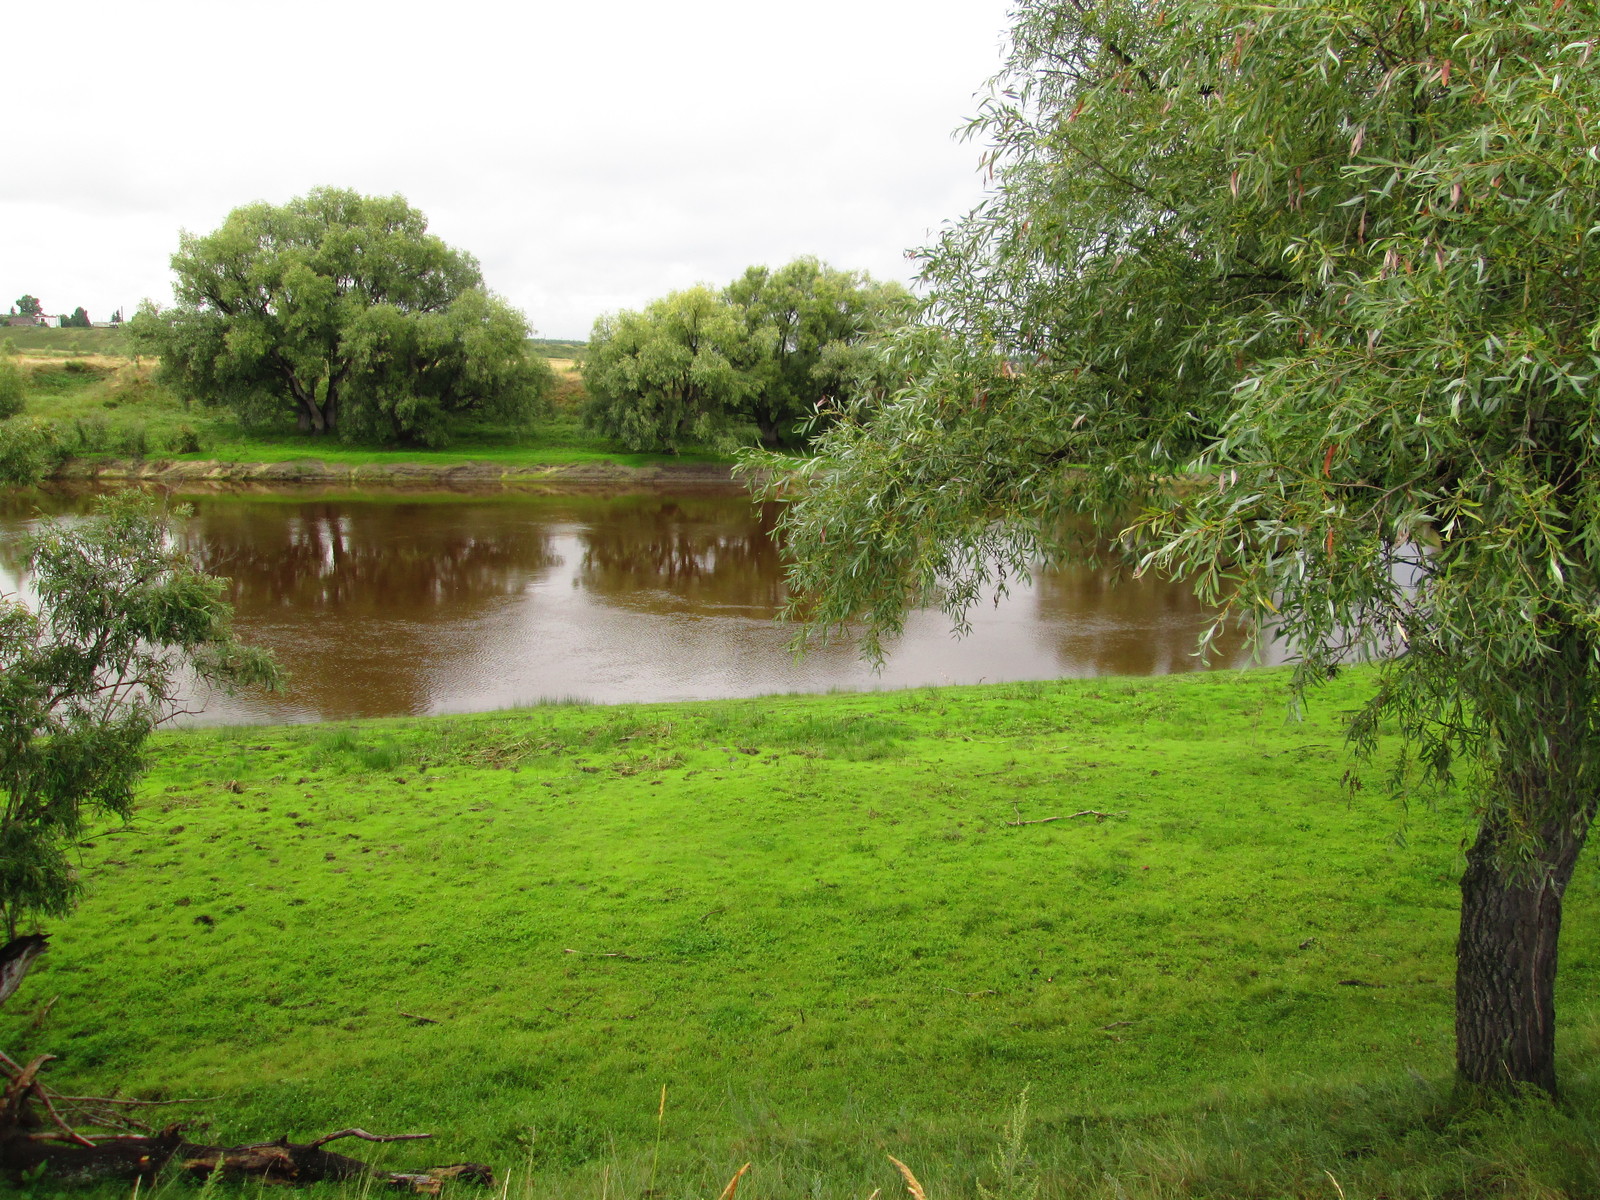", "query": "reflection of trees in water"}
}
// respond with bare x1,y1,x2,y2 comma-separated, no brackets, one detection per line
575,496,786,612
0,489,96,581
0,487,1284,719
182,502,559,615
1032,562,1266,675
176,500,561,719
